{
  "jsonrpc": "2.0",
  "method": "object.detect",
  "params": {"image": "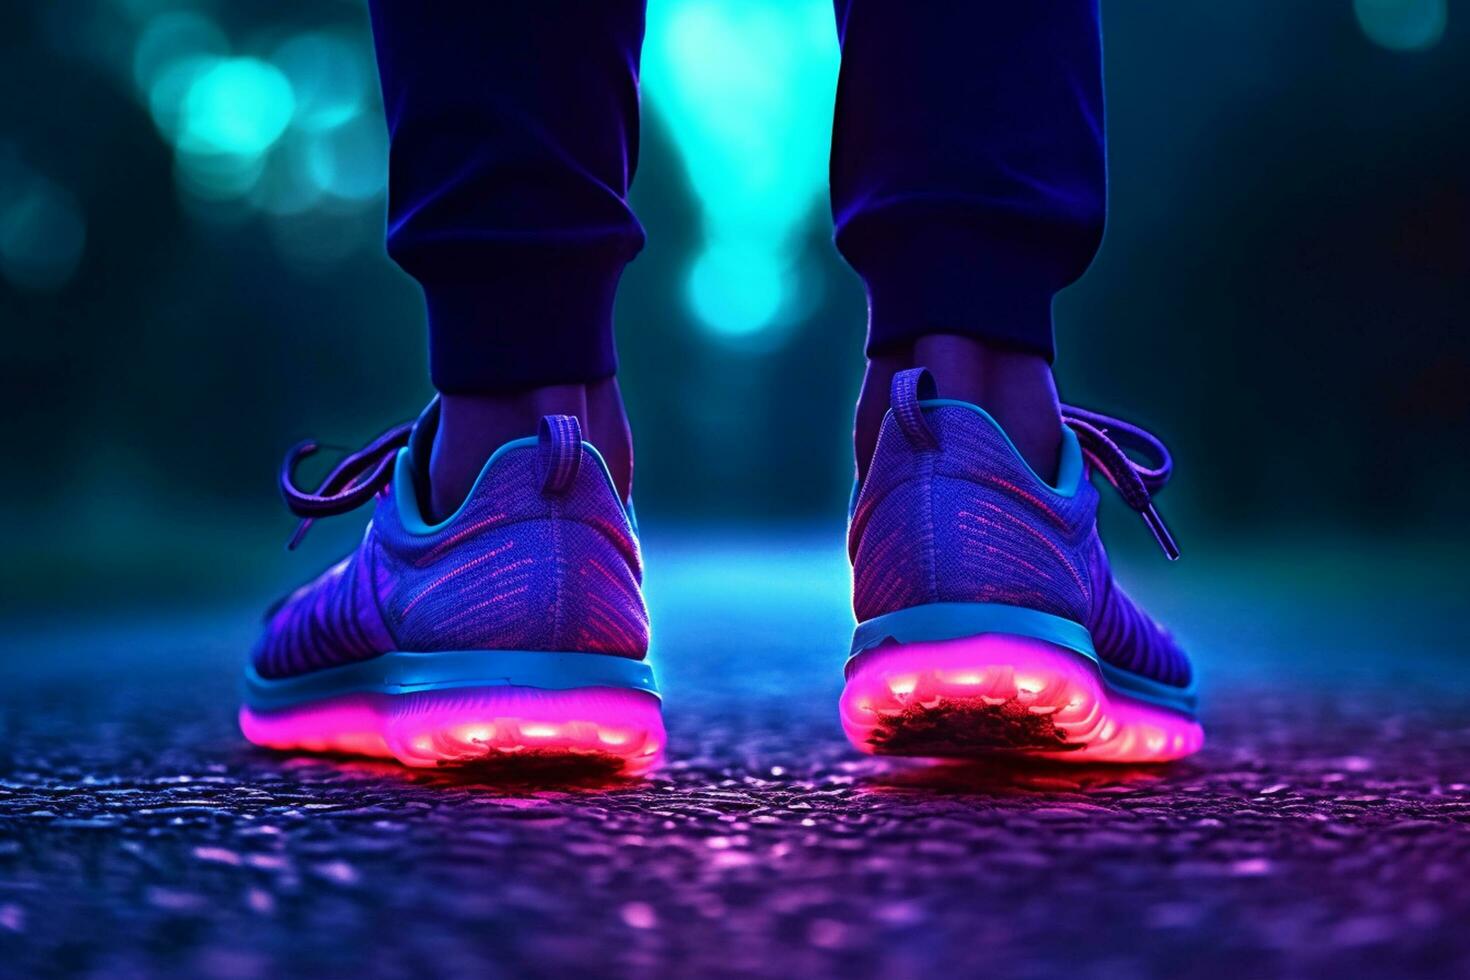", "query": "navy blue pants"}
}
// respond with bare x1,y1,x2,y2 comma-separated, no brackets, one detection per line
368,2,1105,393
